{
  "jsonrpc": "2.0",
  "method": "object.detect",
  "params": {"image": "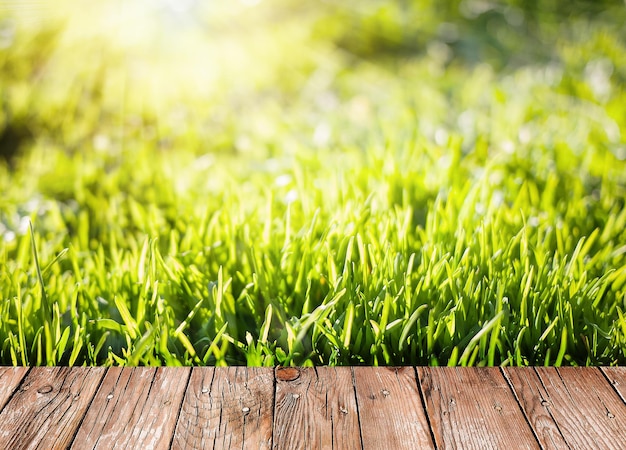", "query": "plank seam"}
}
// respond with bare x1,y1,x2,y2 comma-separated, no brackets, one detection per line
127,368,157,447
0,367,32,414
499,367,546,449
584,368,623,425
414,367,438,450
81,367,121,449
167,367,193,450
350,367,365,450
599,367,626,405
66,367,109,449
241,368,248,449
535,367,573,447
321,368,336,450
270,367,277,450
214,369,223,450
554,368,575,403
